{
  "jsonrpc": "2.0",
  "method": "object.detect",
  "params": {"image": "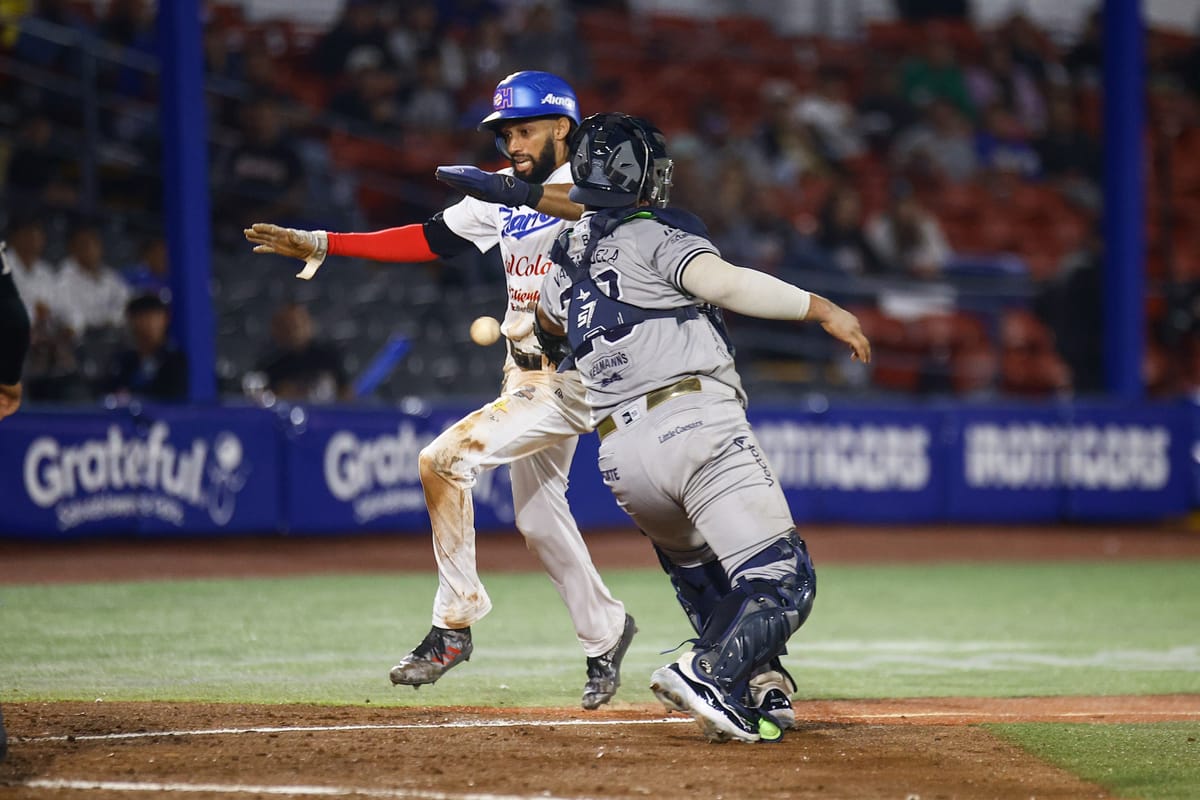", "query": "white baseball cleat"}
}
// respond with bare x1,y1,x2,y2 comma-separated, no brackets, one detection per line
650,652,781,743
